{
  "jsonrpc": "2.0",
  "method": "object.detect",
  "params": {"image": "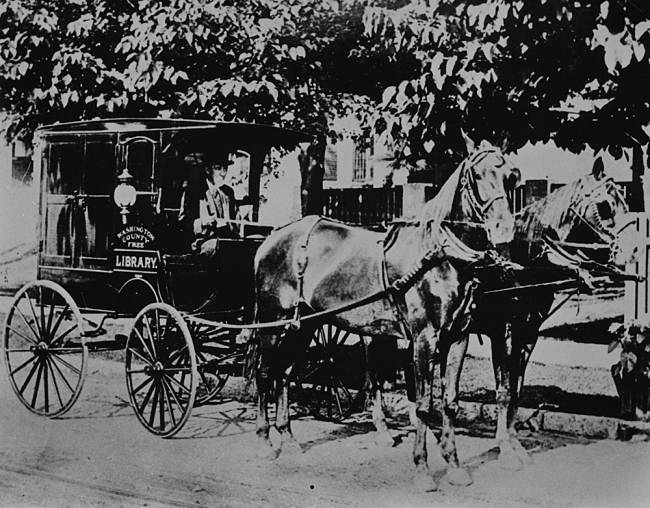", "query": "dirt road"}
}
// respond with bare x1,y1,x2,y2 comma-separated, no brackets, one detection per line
0,356,649,508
